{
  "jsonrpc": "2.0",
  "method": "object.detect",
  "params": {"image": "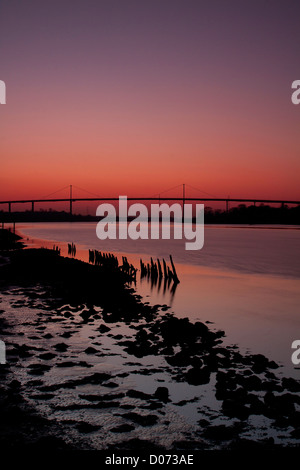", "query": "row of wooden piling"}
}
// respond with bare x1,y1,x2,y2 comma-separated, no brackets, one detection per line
54,242,179,289
68,242,76,256
52,245,61,255
140,254,179,284
88,249,137,280
78,245,179,286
